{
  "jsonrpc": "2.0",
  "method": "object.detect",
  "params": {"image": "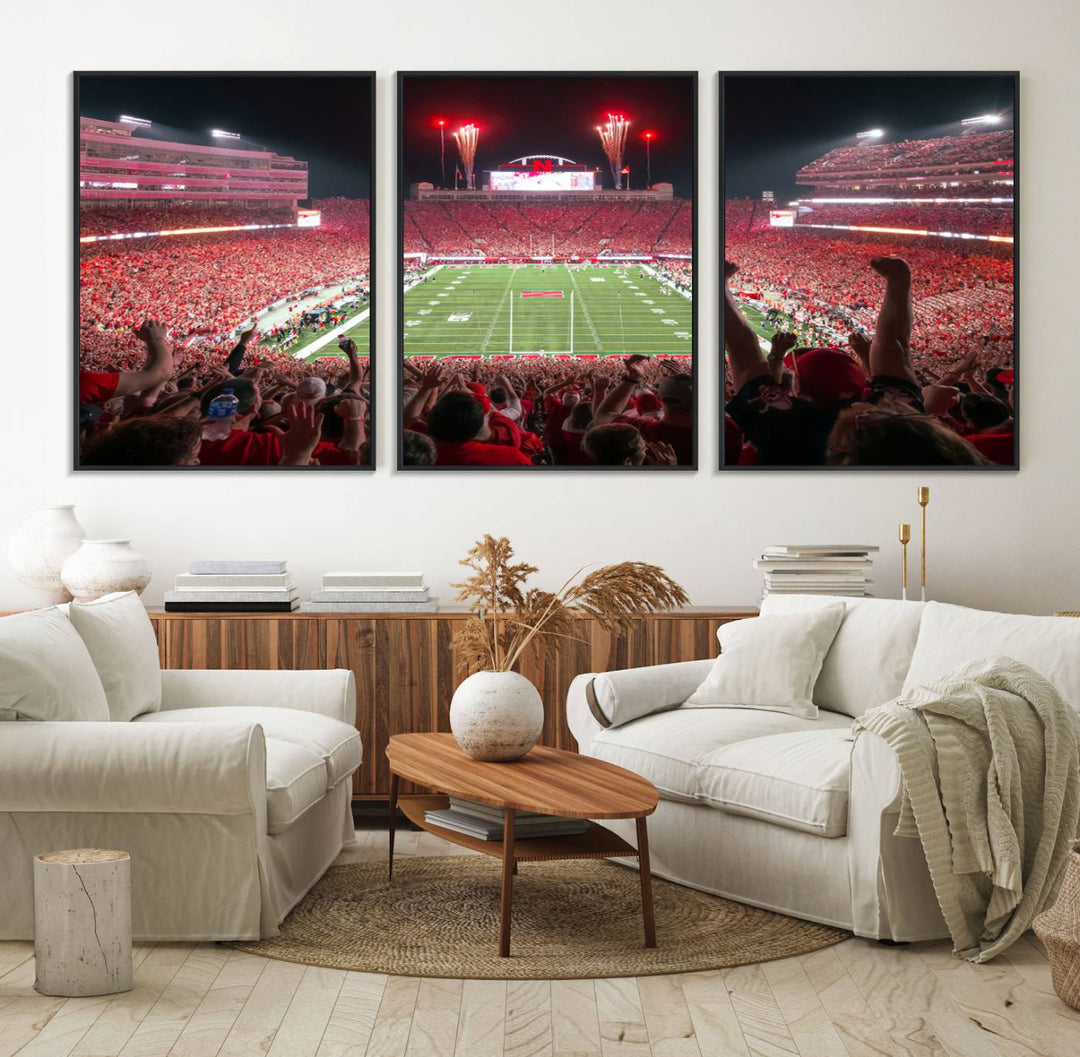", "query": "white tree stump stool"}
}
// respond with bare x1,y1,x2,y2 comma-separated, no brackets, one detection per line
34,849,132,997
